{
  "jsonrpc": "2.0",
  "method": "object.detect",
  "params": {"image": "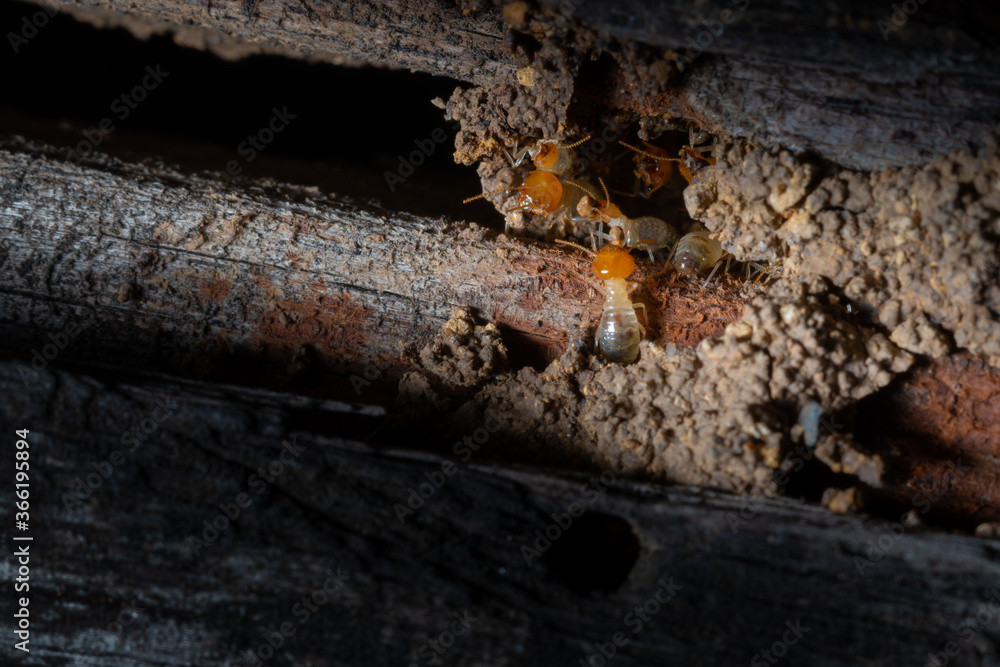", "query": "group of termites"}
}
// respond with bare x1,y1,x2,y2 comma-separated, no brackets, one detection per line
464,128,779,365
